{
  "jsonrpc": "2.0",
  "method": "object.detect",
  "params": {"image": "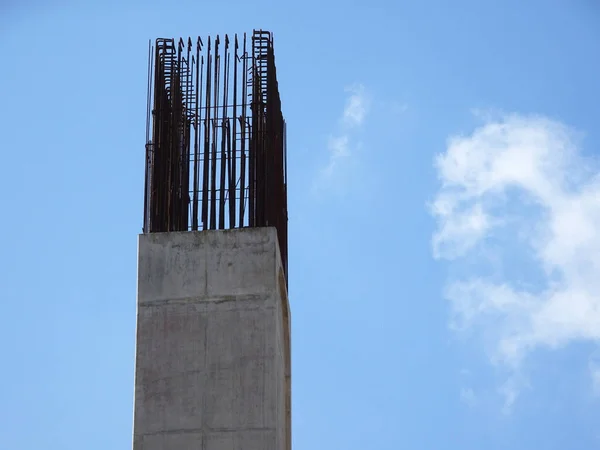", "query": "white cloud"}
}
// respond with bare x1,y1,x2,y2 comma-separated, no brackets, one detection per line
315,84,370,189
342,84,369,127
460,387,478,407
498,376,527,414
321,135,349,179
431,113,600,404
